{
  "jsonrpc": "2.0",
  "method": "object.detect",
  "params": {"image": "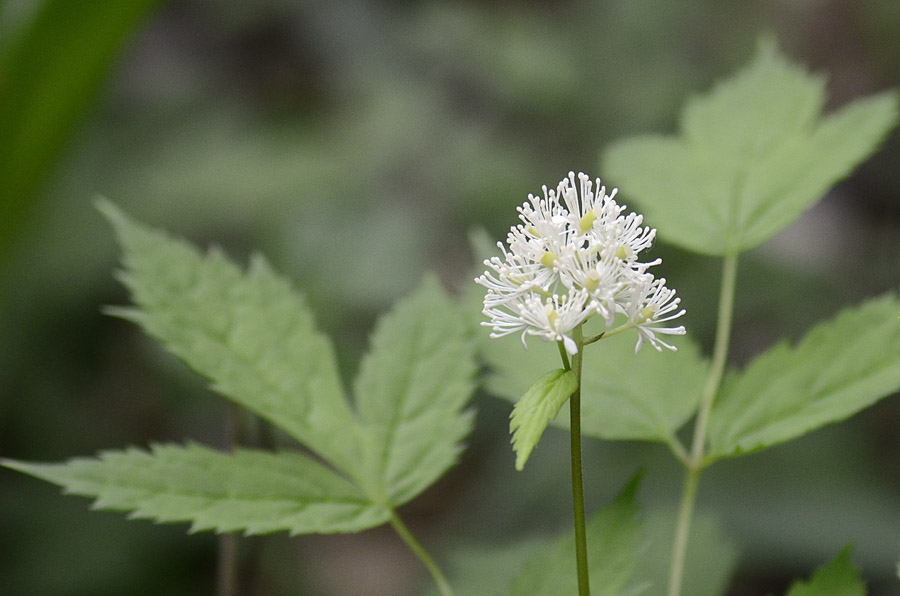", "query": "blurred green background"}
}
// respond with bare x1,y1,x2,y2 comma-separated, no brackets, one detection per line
1,1,899,595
